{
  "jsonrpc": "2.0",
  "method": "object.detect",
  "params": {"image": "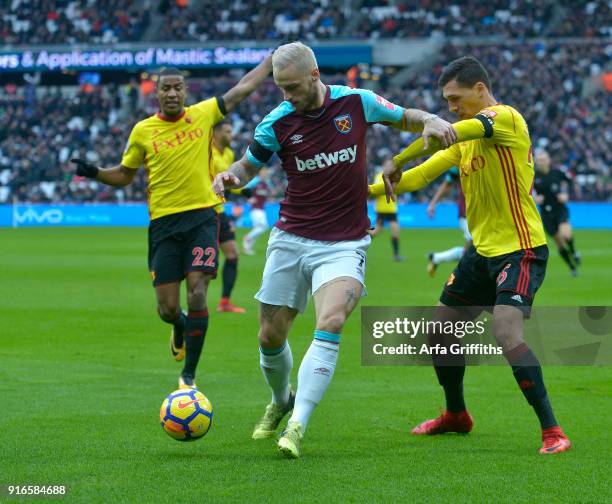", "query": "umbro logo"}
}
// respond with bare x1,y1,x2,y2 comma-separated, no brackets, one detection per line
511,294,523,303
290,134,303,144
314,367,330,376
